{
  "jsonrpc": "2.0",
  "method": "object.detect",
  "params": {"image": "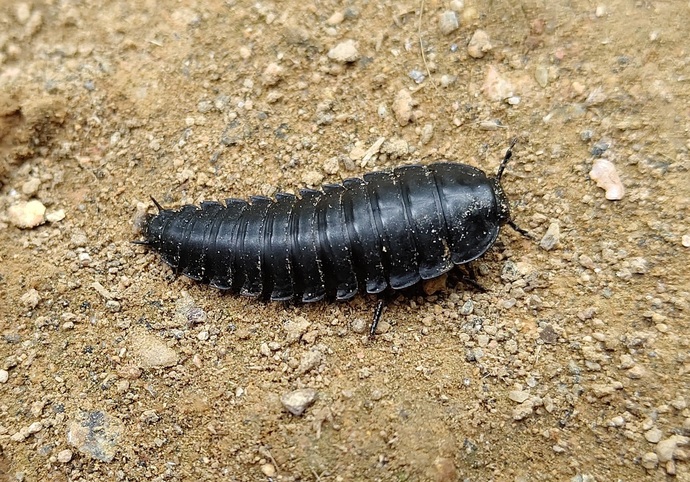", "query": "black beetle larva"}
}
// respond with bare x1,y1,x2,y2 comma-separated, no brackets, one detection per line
138,141,526,306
